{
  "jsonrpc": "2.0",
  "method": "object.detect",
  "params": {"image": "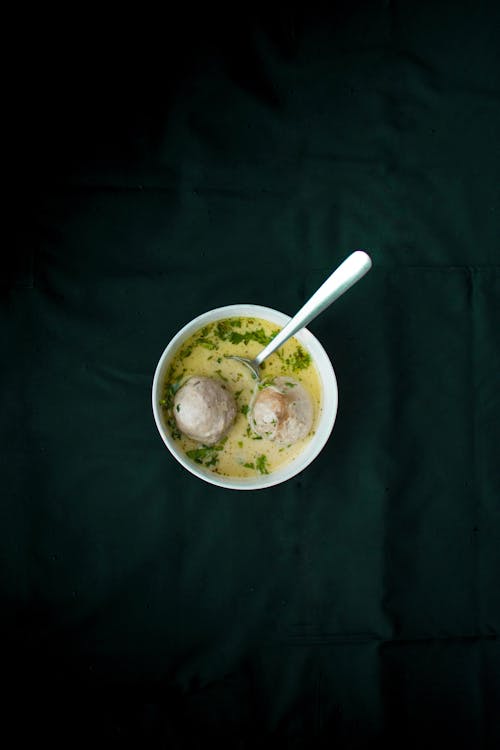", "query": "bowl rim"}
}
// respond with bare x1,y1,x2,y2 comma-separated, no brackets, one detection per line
152,304,338,490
